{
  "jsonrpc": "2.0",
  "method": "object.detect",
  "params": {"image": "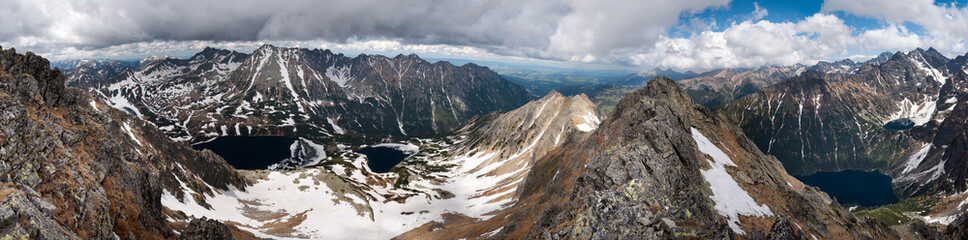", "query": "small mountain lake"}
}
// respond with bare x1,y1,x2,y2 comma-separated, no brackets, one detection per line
192,136,298,169
357,144,417,173
794,169,898,207
883,118,915,131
